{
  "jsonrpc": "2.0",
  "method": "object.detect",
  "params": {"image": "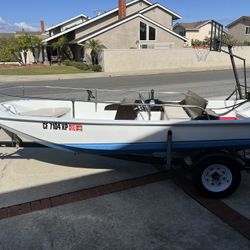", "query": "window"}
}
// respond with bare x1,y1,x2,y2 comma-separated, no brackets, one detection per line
149,26,156,40
140,22,156,41
179,31,186,37
140,22,147,40
246,27,250,34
